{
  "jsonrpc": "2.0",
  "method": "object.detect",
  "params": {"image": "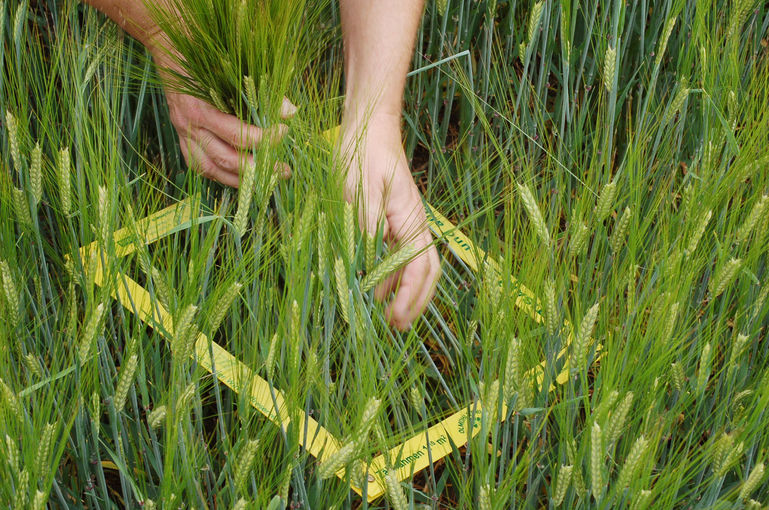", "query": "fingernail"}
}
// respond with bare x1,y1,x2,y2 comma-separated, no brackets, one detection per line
280,97,298,118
